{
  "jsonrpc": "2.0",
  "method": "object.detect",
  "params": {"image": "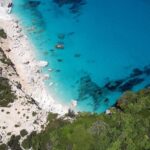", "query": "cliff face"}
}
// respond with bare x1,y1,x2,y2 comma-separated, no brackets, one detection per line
0,29,48,147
